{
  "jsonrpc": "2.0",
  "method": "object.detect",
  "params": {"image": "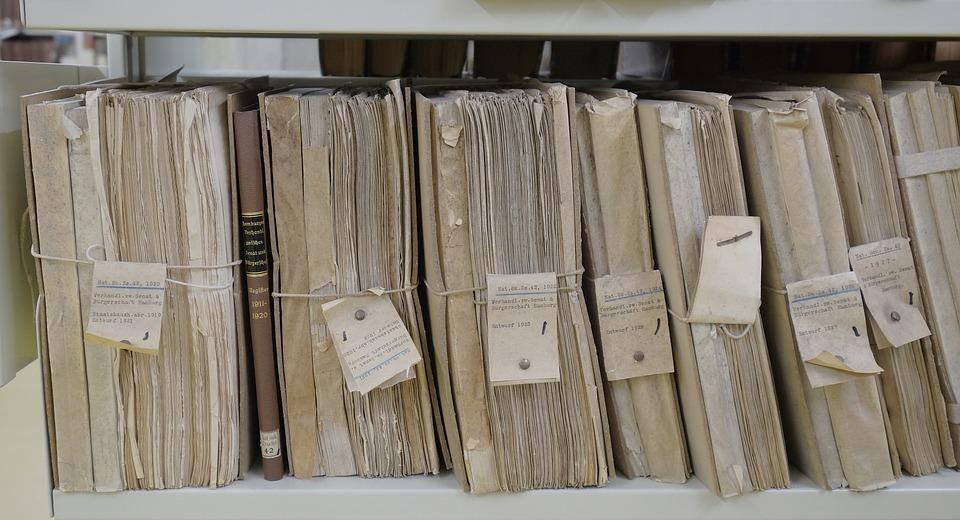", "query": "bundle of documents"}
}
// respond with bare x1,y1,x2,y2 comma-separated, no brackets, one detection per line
416,82,612,492
806,77,955,476
638,91,790,497
24,82,250,491
732,89,898,491
574,88,688,483
261,80,440,479
884,79,960,463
